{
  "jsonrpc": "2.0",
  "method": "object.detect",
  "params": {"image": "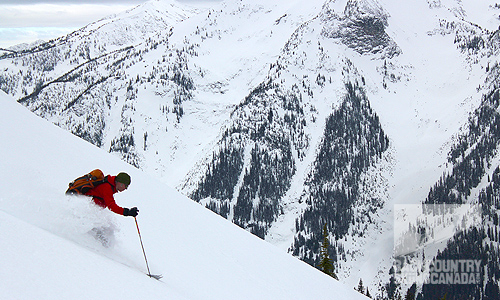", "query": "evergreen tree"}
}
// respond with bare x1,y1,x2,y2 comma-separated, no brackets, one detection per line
357,278,365,294
318,223,338,280
386,266,399,299
405,283,416,300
